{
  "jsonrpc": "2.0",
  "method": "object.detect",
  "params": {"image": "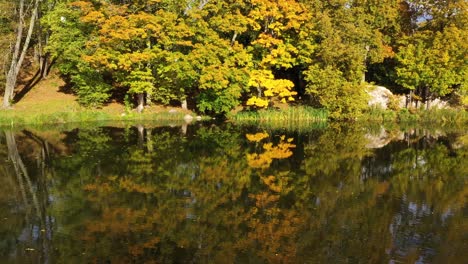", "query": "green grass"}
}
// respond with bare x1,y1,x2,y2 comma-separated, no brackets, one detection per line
228,106,328,131
362,107,468,124
0,109,195,126
230,106,328,122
